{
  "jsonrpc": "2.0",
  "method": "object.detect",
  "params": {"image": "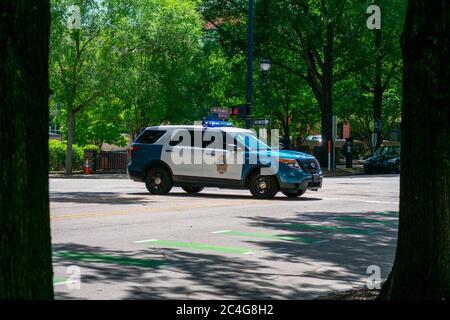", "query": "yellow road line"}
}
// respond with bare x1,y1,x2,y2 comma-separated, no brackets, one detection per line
50,199,263,221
